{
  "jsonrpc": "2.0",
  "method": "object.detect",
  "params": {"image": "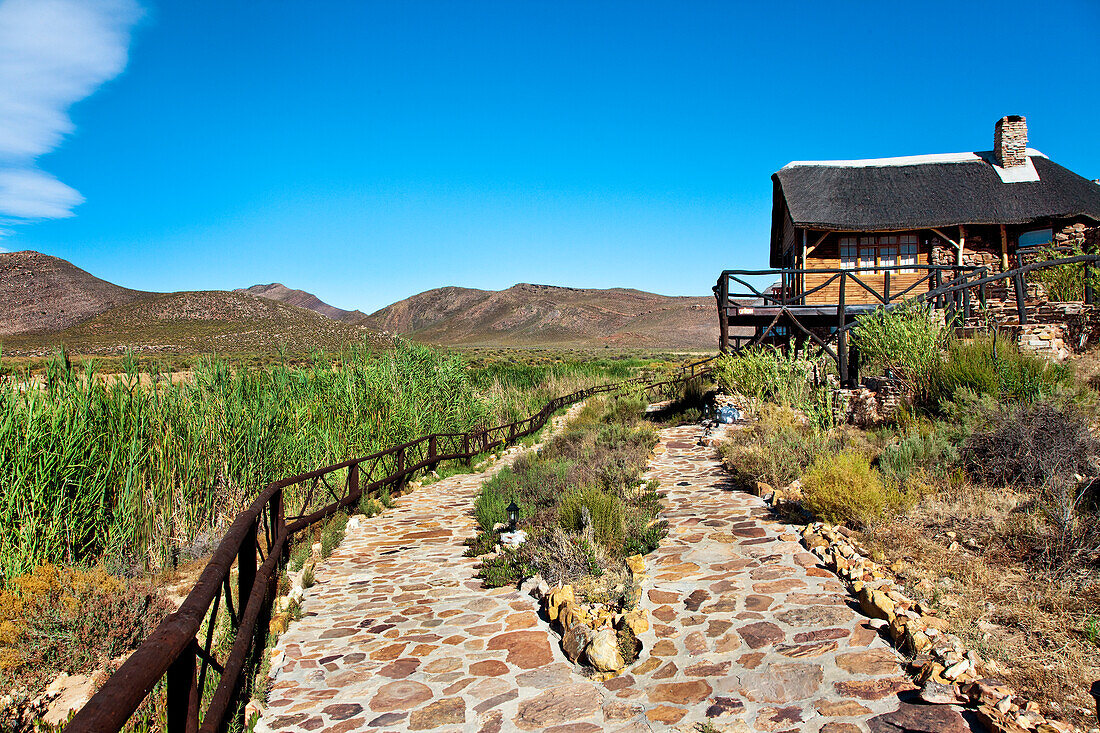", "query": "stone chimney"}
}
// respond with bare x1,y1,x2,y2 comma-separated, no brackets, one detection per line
994,115,1028,168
